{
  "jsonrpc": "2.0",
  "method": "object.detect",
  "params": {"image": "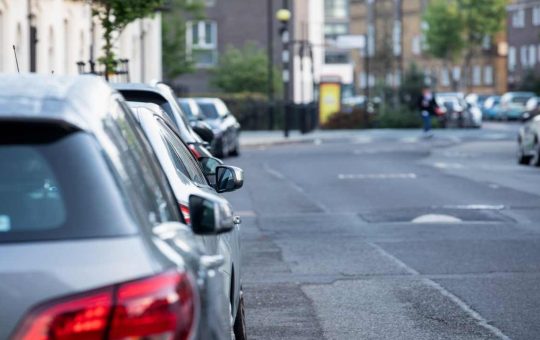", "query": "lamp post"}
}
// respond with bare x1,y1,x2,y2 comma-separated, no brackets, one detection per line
276,6,291,138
